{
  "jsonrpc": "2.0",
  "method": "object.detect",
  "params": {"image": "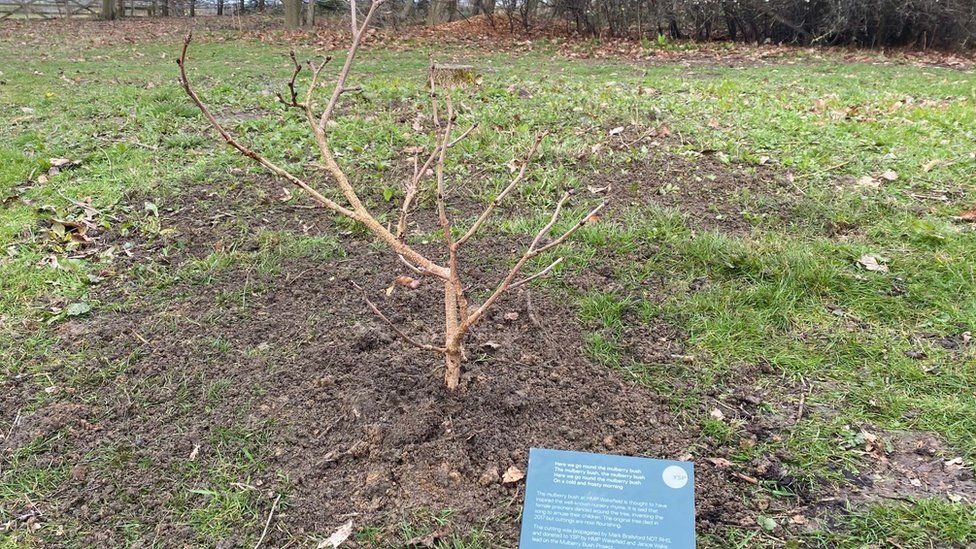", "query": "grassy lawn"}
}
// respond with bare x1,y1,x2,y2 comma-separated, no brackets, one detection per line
1,20,975,547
